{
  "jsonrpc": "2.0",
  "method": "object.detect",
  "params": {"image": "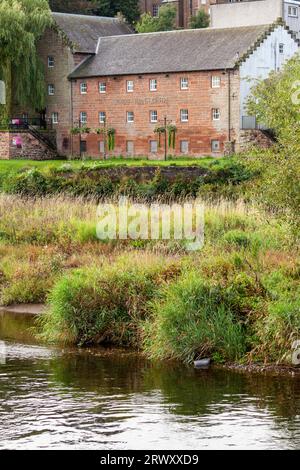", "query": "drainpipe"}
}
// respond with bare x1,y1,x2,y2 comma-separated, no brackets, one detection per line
70,79,74,157
227,69,231,143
